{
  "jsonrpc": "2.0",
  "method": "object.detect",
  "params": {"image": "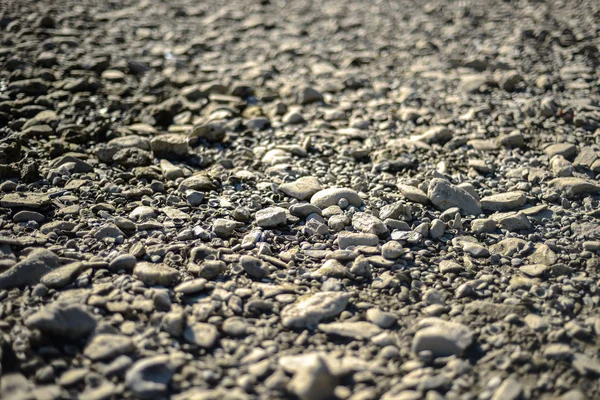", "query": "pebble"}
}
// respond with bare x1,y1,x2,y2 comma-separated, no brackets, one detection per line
287,353,336,400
